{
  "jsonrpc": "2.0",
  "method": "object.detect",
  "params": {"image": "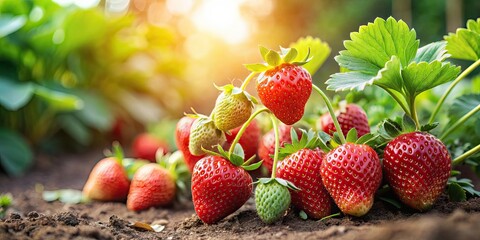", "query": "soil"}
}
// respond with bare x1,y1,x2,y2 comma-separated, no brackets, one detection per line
1,151,480,240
